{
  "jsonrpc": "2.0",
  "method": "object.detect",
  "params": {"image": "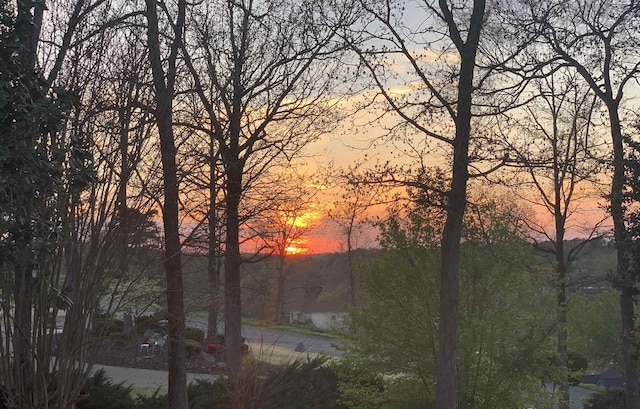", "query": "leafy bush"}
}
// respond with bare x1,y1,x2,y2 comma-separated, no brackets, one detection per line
93,318,124,335
180,356,352,408
568,351,589,386
109,332,132,348
333,360,386,409
77,357,351,409
77,369,135,409
78,372,225,409
260,356,345,409
135,316,158,334
208,334,249,355
153,311,170,321
185,326,204,343
584,388,625,409
133,390,168,409
188,379,229,409
185,339,202,358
